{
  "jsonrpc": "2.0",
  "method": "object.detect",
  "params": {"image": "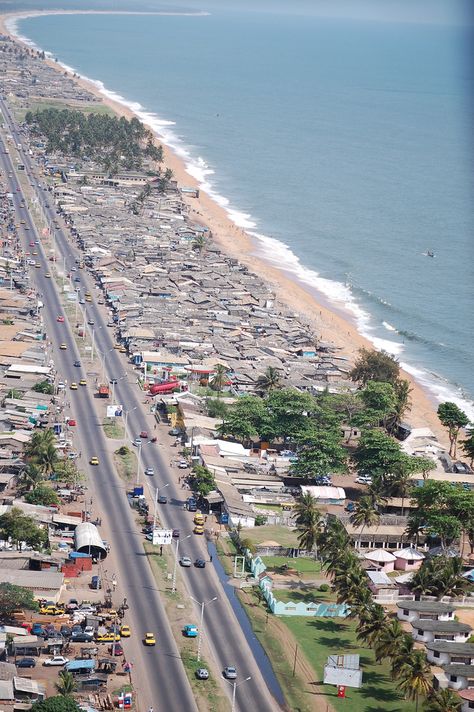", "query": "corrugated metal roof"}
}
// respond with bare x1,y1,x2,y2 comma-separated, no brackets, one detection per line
0,569,63,591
